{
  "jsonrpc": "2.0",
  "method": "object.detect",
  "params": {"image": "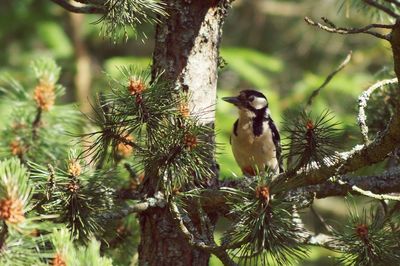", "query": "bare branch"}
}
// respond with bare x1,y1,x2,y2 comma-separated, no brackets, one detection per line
304,16,392,40
32,107,42,139
73,0,106,5
170,202,237,266
384,0,400,8
358,78,398,144
298,167,400,199
341,179,400,201
305,51,352,110
303,232,344,251
363,0,400,18
50,0,105,14
101,197,166,220
310,205,334,233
